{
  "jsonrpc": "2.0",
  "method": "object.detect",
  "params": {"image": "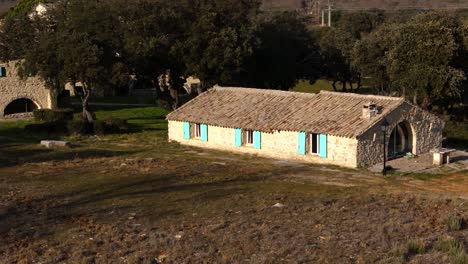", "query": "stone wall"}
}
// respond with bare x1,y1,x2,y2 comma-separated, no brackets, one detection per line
168,120,359,168
0,60,52,117
357,102,444,167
